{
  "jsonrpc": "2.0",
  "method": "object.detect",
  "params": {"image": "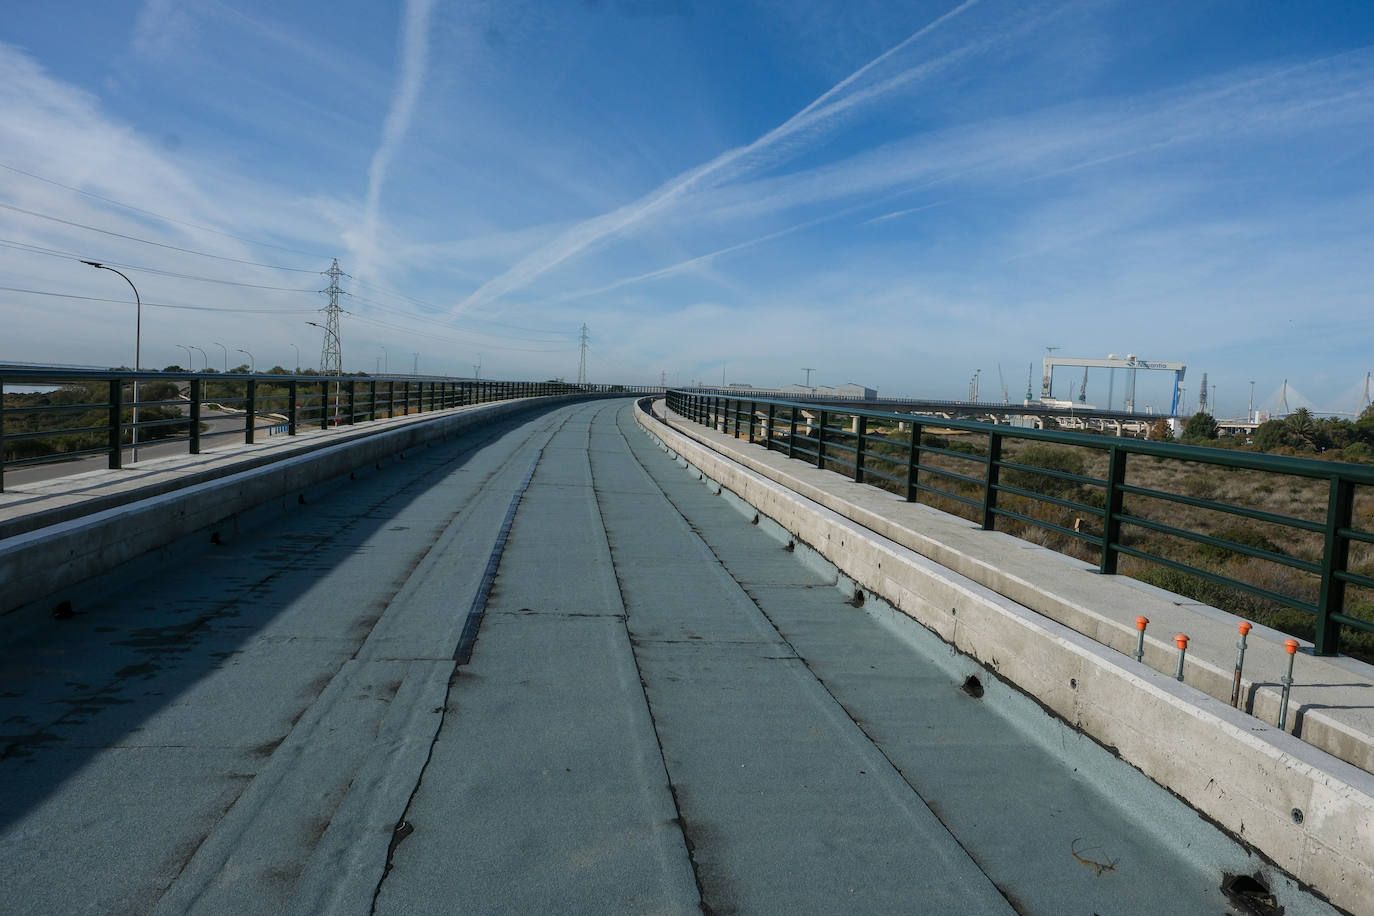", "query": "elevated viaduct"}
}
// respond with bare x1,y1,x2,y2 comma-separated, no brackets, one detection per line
1,390,1370,914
